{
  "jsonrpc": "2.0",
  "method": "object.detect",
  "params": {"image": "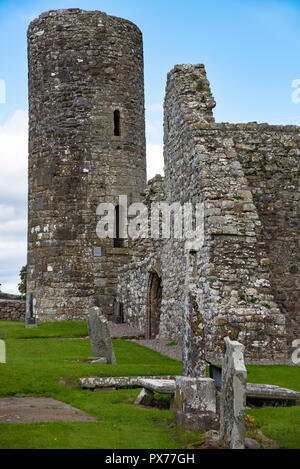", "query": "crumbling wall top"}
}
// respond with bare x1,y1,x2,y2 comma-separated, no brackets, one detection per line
27,8,142,36
165,64,216,126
